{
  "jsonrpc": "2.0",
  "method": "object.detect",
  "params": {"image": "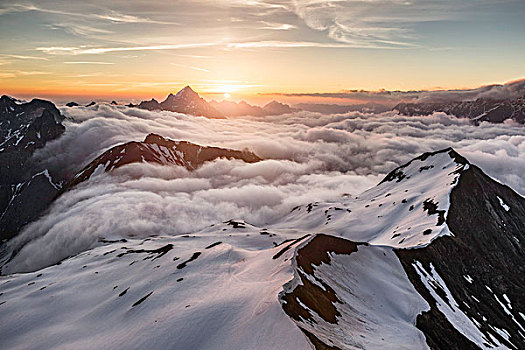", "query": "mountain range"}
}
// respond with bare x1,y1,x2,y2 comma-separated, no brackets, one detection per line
64,86,525,124
135,86,298,118
0,96,261,242
0,95,524,349
394,97,525,124
210,99,298,117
